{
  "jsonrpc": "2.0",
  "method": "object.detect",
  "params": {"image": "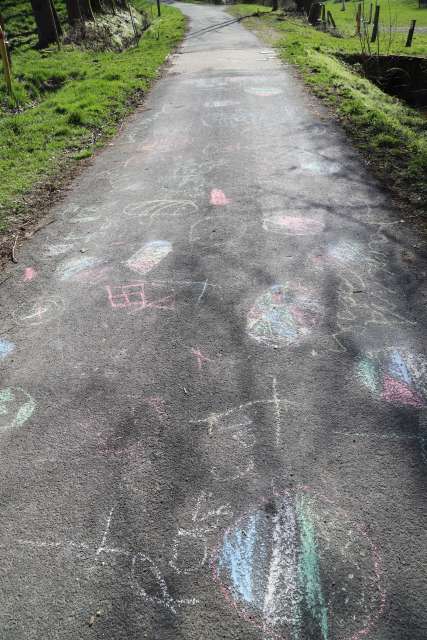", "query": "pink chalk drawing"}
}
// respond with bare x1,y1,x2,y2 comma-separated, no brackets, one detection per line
247,283,324,348
210,189,231,206
263,215,325,236
126,241,172,275
356,348,426,408
191,347,213,371
106,282,175,312
211,488,385,640
23,267,37,282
